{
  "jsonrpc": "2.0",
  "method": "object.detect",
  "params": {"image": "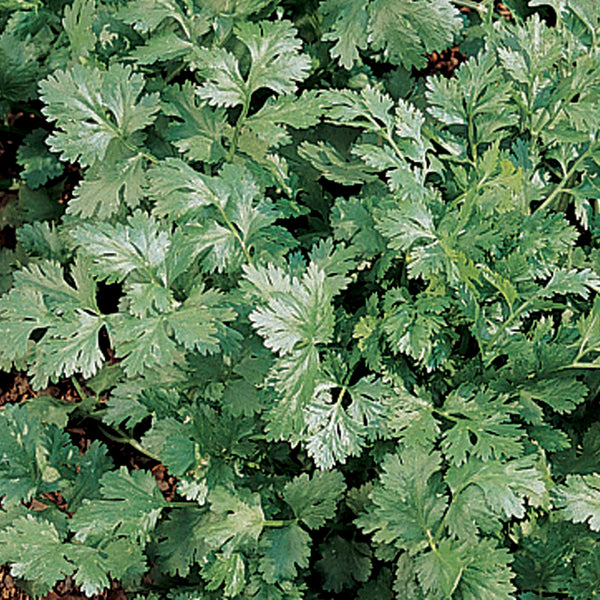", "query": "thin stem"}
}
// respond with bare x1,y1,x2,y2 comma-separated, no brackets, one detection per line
99,425,163,462
103,118,159,164
167,501,198,508
483,297,535,362
214,201,253,263
558,362,600,371
72,377,162,462
467,113,478,163
262,519,297,528
226,95,251,162
536,149,592,212
165,62,187,84
71,376,88,402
